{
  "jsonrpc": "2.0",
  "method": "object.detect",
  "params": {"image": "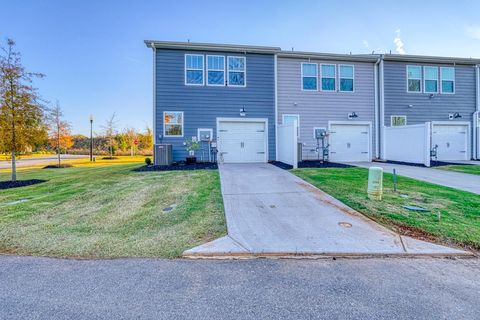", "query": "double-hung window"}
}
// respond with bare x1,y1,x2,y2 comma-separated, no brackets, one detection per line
185,54,204,85
440,67,455,94
339,65,354,92
302,63,318,90
321,64,336,91
163,111,183,137
207,55,225,86
407,65,422,92
227,56,246,86
424,66,439,93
